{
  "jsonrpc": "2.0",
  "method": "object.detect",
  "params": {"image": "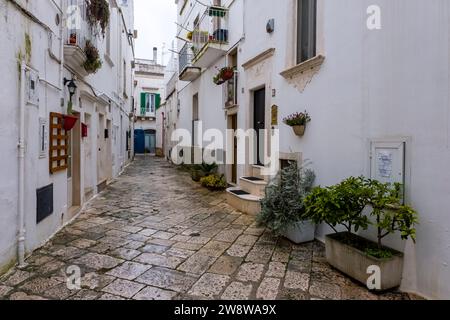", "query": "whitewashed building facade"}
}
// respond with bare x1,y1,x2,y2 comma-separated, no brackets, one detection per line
0,0,135,274
173,0,450,299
